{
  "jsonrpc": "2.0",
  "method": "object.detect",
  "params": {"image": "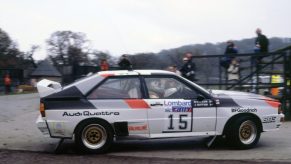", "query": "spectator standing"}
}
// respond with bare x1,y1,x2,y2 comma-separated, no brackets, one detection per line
254,28,269,53
118,54,132,70
227,58,240,82
252,28,269,81
220,40,238,82
100,59,109,71
220,40,238,70
167,65,181,76
180,53,196,81
4,74,12,94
